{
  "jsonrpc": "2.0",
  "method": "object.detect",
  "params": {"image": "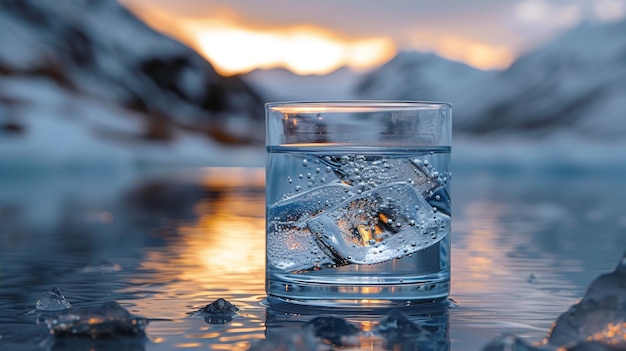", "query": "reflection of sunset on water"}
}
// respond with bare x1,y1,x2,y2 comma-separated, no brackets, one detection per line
171,167,265,285
452,202,504,292
123,169,266,350
450,185,585,332
128,169,266,322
